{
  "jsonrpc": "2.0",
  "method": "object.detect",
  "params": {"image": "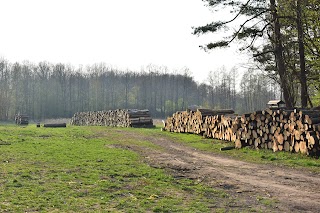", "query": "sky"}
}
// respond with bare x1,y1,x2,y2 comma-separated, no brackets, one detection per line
0,0,250,83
